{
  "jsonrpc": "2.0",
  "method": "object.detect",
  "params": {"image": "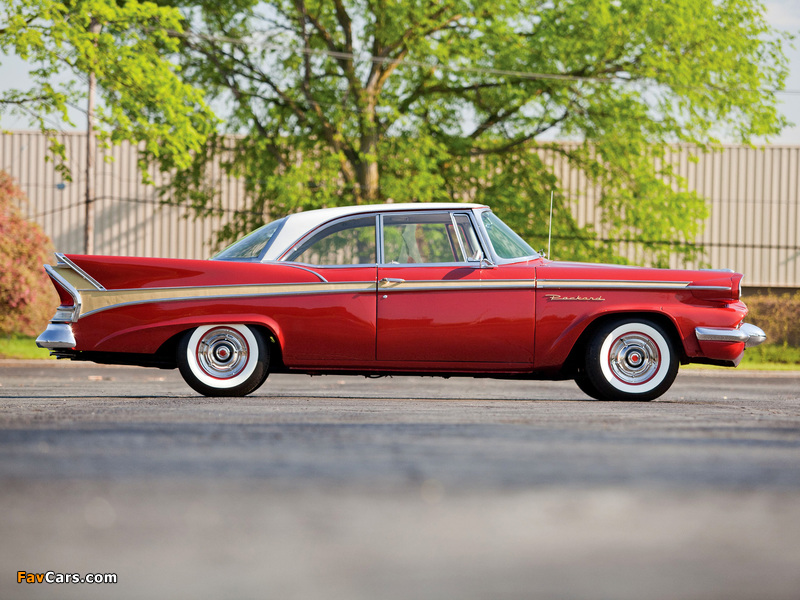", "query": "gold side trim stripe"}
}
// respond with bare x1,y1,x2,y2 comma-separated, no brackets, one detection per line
54,266,98,291
78,279,537,317
79,282,377,317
